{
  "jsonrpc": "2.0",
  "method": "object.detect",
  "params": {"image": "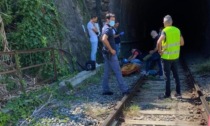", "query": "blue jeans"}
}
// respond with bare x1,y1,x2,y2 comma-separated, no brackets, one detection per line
130,59,143,66
102,53,129,93
90,40,98,61
162,59,181,96
115,43,120,57
146,52,163,76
